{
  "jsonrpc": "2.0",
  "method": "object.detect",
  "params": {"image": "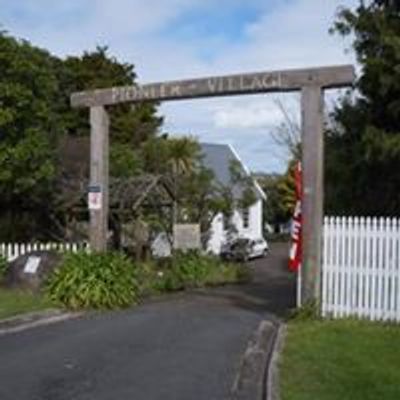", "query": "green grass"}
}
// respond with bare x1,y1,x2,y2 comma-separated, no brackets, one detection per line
0,289,54,320
280,319,400,400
